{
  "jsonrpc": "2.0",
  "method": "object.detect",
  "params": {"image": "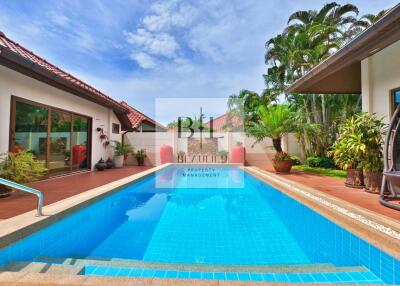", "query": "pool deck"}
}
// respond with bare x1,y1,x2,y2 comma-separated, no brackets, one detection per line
0,166,152,220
